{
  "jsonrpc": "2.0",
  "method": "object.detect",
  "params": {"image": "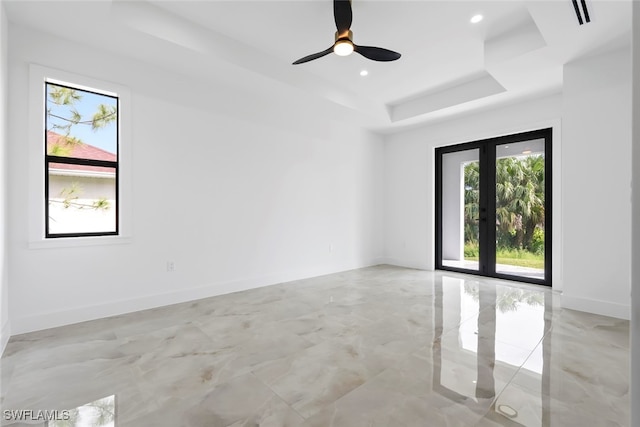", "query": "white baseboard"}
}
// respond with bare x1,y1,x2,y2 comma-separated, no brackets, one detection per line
374,257,432,271
1,320,10,357
562,294,630,320
11,261,379,335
